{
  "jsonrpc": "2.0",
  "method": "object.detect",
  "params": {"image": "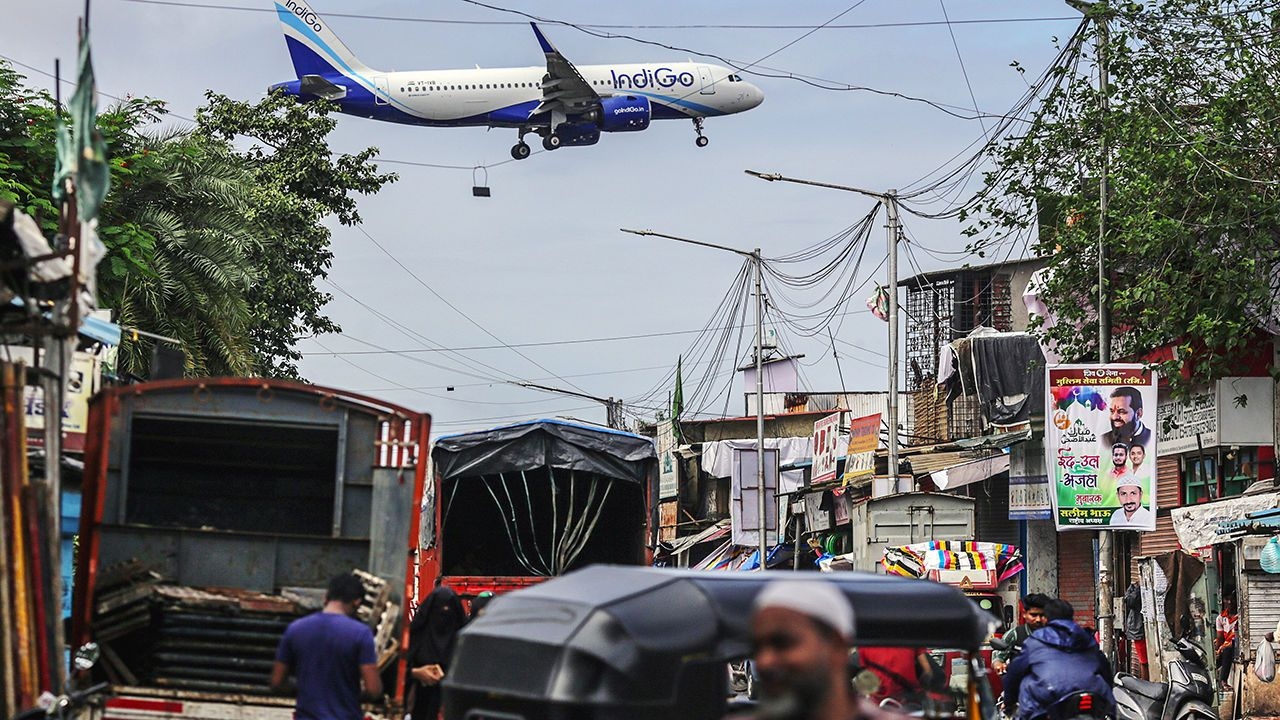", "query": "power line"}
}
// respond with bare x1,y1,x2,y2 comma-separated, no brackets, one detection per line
299,324,762,356
116,0,1081,31
937,0,988,139
354,225,589,393
453,0,1037,123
